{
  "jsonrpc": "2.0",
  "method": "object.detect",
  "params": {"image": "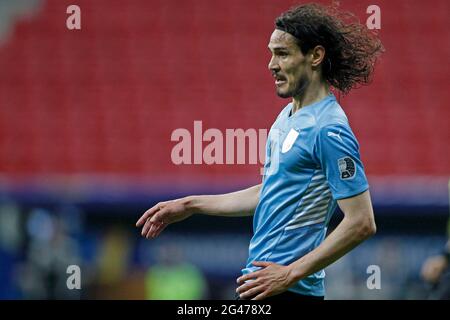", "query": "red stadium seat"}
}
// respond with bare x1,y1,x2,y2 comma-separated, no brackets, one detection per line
0,0,448,179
